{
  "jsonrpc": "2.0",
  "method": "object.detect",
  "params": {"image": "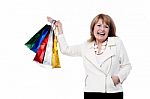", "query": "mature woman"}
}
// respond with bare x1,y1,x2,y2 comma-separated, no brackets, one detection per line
47,13,131,99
